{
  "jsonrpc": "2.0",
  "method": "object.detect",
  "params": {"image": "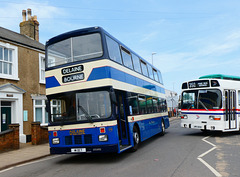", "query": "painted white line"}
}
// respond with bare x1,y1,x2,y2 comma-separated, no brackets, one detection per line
198,136,222,177
198,158,222,177
198,147,216,158
202,136,216,147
